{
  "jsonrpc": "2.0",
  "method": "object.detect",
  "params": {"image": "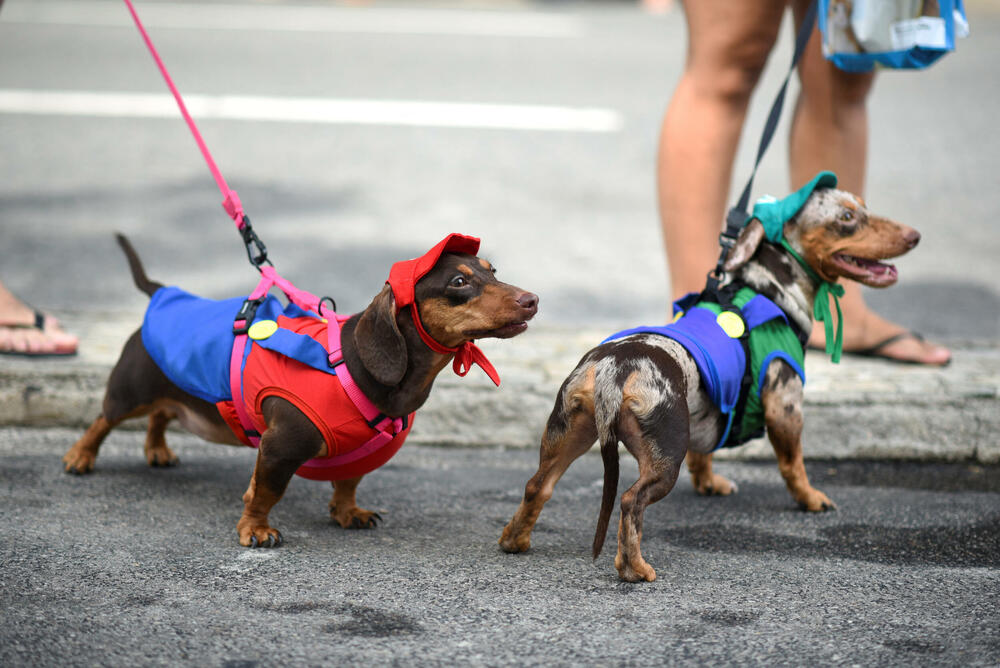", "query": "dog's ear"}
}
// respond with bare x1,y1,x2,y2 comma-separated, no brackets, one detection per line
723,218,766,272
353,284,408,387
